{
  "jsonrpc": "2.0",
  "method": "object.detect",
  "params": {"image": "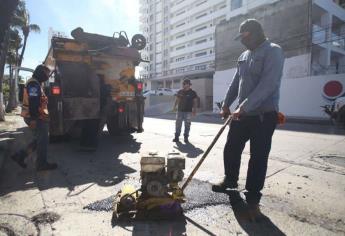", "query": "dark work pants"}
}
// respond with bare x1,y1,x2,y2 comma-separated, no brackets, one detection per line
35,120,49,167
223,111,277,204
20,119,49,167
